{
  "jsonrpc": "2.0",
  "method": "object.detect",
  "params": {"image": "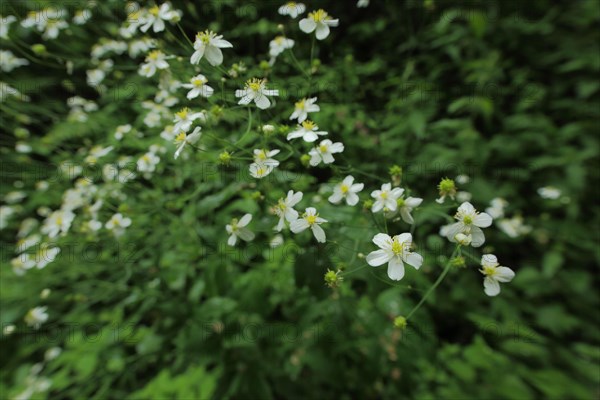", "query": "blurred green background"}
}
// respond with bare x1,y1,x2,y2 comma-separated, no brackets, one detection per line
1,0,599,399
